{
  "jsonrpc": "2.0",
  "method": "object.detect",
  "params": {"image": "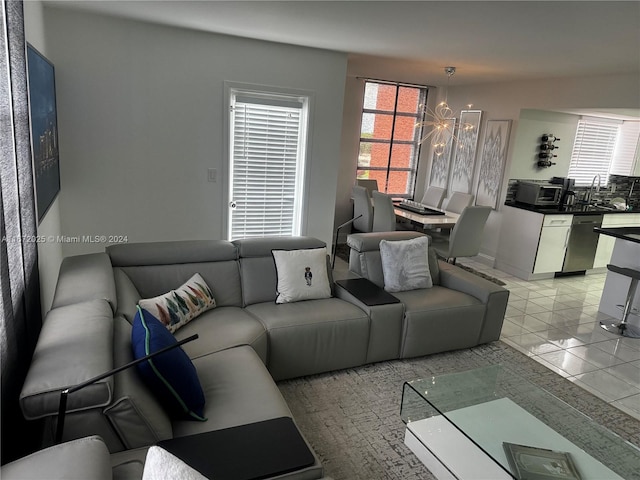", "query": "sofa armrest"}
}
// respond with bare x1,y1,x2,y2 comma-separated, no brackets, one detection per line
20,300,114,420
1,436,112,480
51,253,117,313
439,262,509,343
438,262,505,300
